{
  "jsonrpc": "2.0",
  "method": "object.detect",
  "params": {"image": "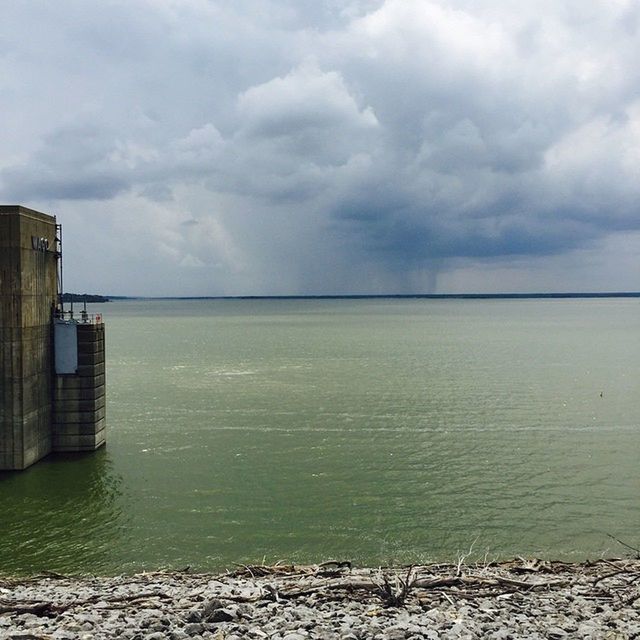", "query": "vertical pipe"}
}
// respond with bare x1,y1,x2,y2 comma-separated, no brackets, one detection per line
56,223,64,316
